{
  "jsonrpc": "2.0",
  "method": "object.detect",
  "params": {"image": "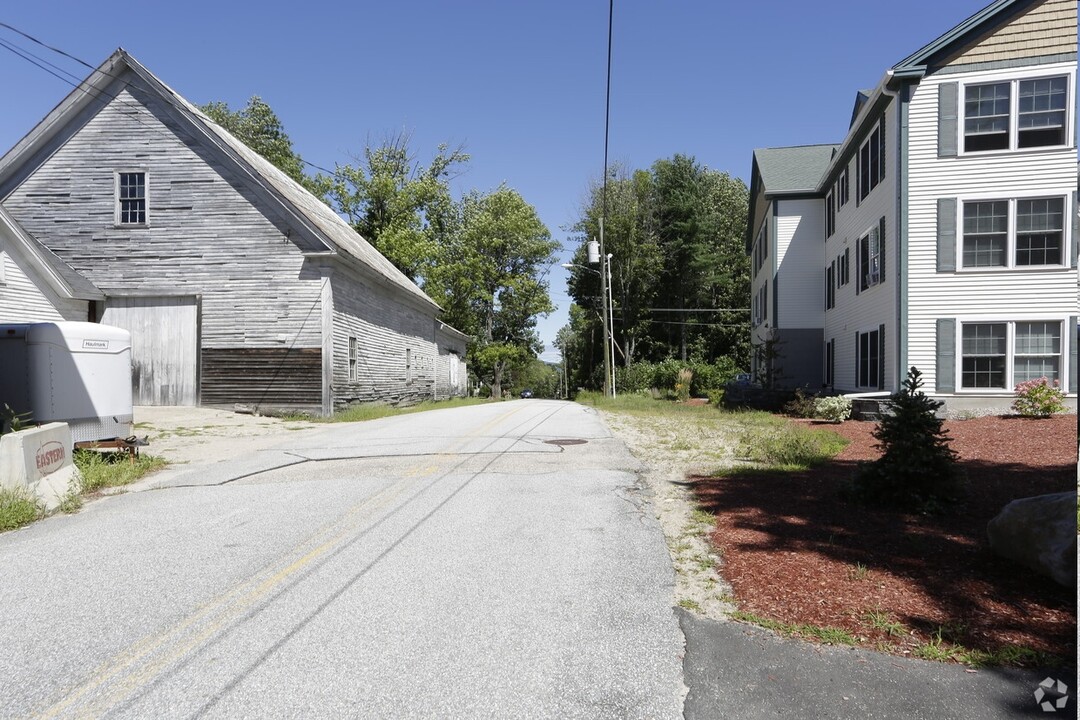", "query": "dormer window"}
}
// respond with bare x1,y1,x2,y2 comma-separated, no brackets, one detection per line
116,171,147,225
